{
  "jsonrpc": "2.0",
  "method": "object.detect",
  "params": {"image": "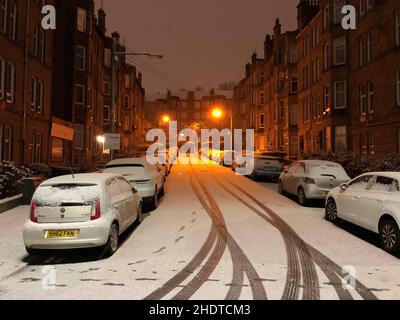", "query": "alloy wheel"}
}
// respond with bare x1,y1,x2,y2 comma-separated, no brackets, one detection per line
325,200,338,222
382,224,397,250
109,224,119,253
